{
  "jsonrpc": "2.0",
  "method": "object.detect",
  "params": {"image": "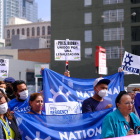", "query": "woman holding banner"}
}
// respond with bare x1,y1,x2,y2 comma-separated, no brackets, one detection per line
28,93,46,115
101,91,140,138
0,89,22,140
